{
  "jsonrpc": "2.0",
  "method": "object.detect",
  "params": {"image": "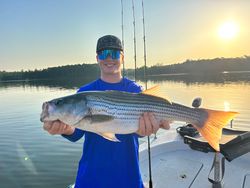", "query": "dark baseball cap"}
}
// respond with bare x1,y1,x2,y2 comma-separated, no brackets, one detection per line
96,35,123,53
